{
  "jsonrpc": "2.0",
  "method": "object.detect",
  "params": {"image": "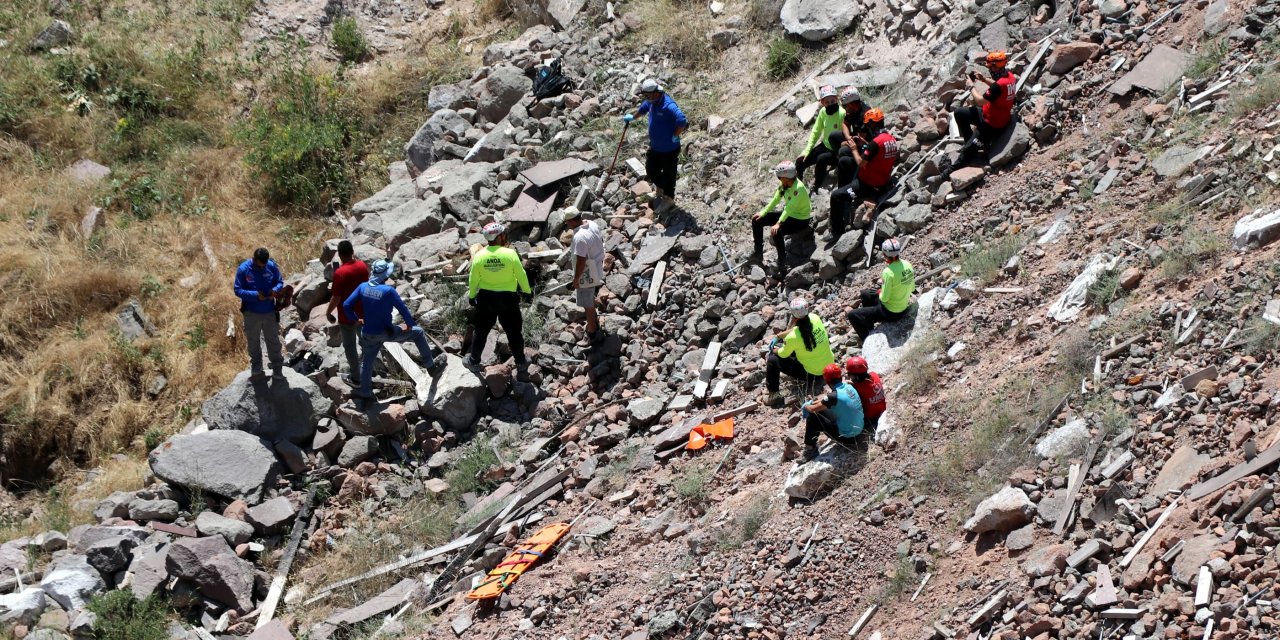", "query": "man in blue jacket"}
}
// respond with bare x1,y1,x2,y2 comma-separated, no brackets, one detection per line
234,248,285,379
624,78,688,214
343,259,439,403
